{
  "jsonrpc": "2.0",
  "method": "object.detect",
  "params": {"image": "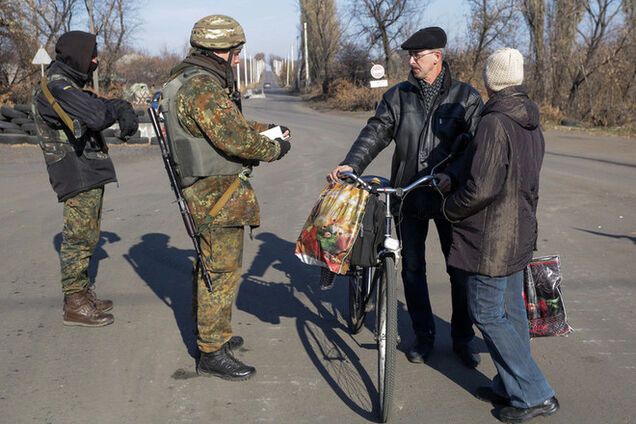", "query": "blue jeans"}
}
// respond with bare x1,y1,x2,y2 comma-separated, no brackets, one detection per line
467,271,555,408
